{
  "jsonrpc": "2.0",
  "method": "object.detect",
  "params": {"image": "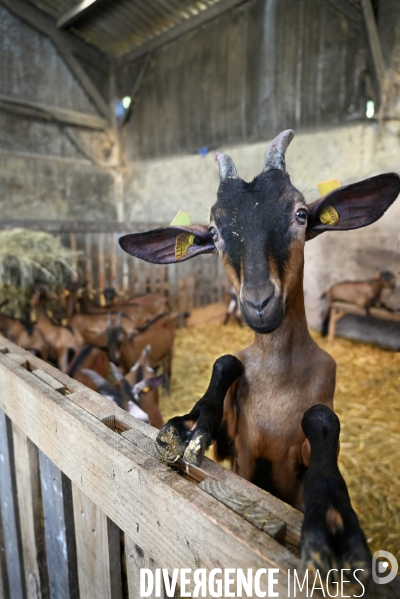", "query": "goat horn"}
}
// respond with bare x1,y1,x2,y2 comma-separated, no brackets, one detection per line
107,312,111,327
116,311,121,326
215,153,238,181
263,129,294,173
